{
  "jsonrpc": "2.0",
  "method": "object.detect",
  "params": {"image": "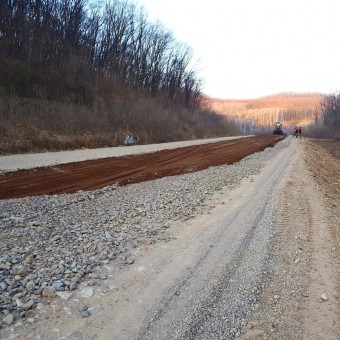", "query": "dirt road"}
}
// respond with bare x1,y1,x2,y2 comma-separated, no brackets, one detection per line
0,137,339,339
0,135,283,199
